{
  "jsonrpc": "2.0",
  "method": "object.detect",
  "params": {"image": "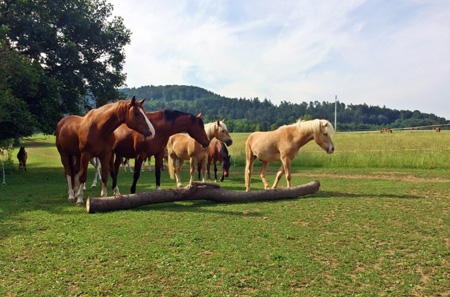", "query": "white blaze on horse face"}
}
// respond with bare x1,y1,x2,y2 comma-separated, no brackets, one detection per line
140,108,156,139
